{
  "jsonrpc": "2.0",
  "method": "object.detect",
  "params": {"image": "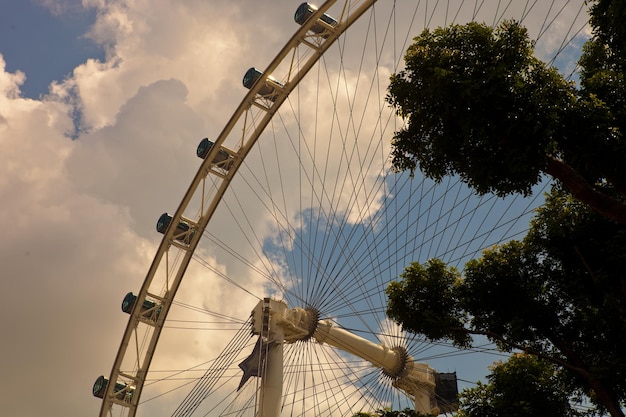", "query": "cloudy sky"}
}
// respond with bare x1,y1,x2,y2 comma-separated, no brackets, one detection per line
0,1,591,416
